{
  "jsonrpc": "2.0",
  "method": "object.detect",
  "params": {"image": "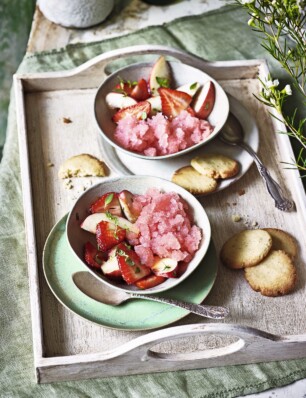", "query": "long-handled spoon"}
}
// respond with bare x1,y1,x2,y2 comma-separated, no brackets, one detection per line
220,113,294,212
73,271,229,320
